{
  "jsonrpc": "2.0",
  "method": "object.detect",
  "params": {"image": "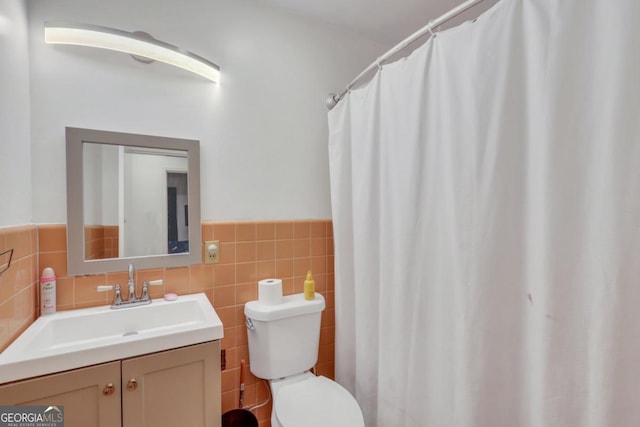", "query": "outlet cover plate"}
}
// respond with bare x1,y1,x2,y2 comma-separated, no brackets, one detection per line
203,240,220,264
